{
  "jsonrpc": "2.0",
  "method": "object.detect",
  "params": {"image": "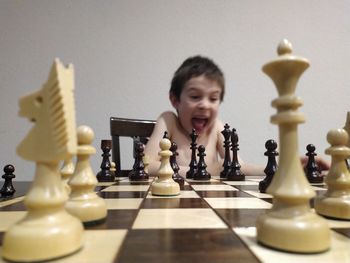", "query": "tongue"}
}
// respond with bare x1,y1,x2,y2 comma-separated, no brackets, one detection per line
192,118,207,133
